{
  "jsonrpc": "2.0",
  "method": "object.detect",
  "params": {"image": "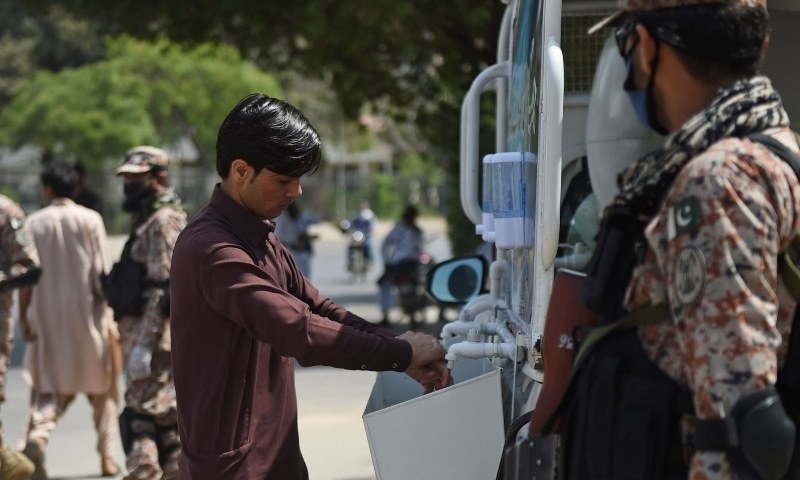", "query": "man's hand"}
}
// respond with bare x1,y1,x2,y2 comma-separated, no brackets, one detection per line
127,345,153,381
18,312,36,342
397,331,451,393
